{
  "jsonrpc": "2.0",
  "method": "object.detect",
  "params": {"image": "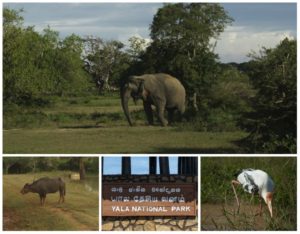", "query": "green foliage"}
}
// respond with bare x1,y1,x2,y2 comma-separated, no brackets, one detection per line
83,36,129,92
3,157,99,174
126,36,149,61
57,157,98,174
180,66,254,132
243,38,296,153
3,7,92,106
125,3,246,132
145,3,233,95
